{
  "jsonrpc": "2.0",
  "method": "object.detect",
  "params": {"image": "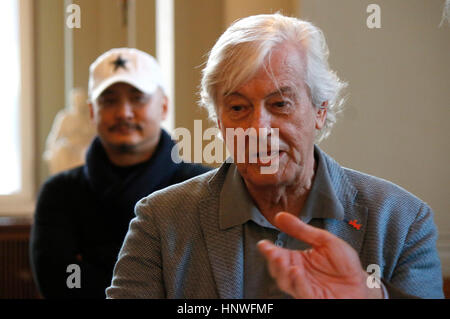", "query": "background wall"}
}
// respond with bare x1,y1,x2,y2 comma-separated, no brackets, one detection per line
224,0,298,26
173,0,223,158
34,0,65,193
31,0,449,274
